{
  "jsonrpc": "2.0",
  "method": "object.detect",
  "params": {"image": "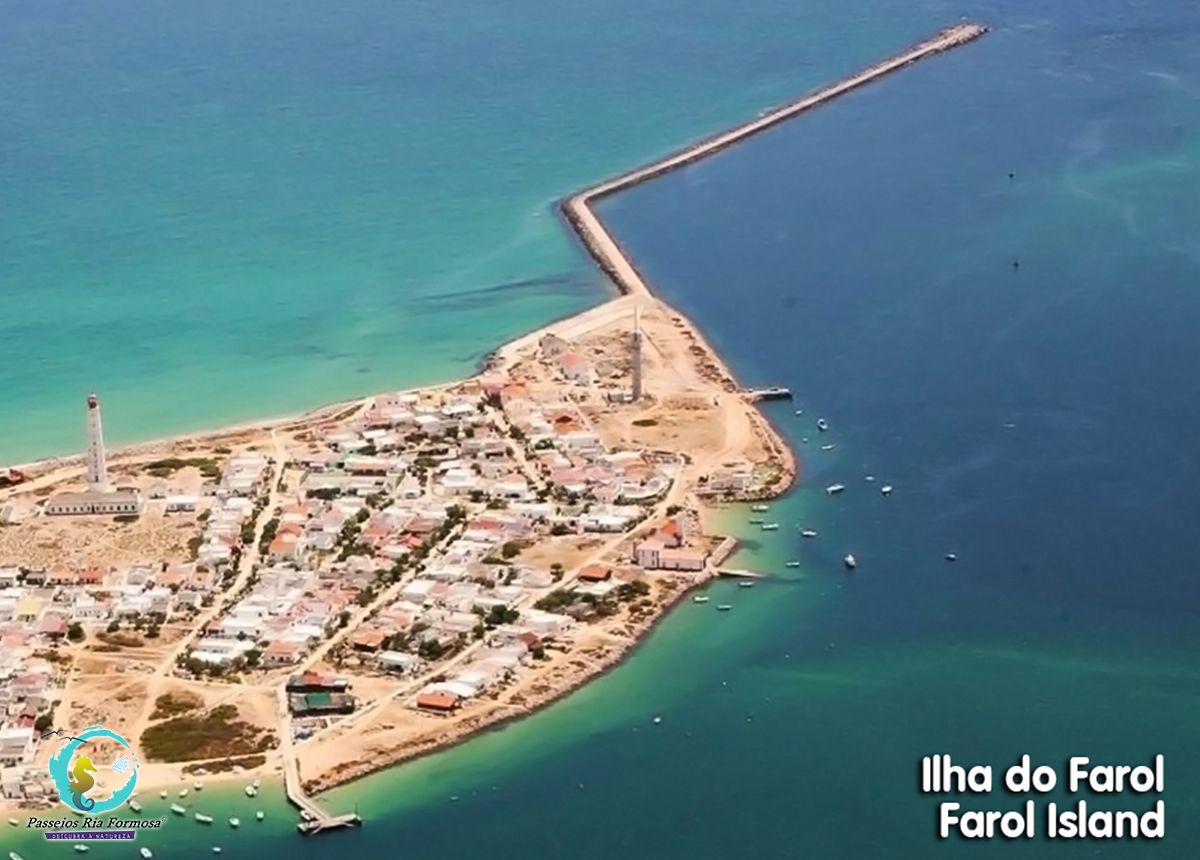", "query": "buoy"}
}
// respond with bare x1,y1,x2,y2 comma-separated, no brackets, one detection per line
652,716,662,725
